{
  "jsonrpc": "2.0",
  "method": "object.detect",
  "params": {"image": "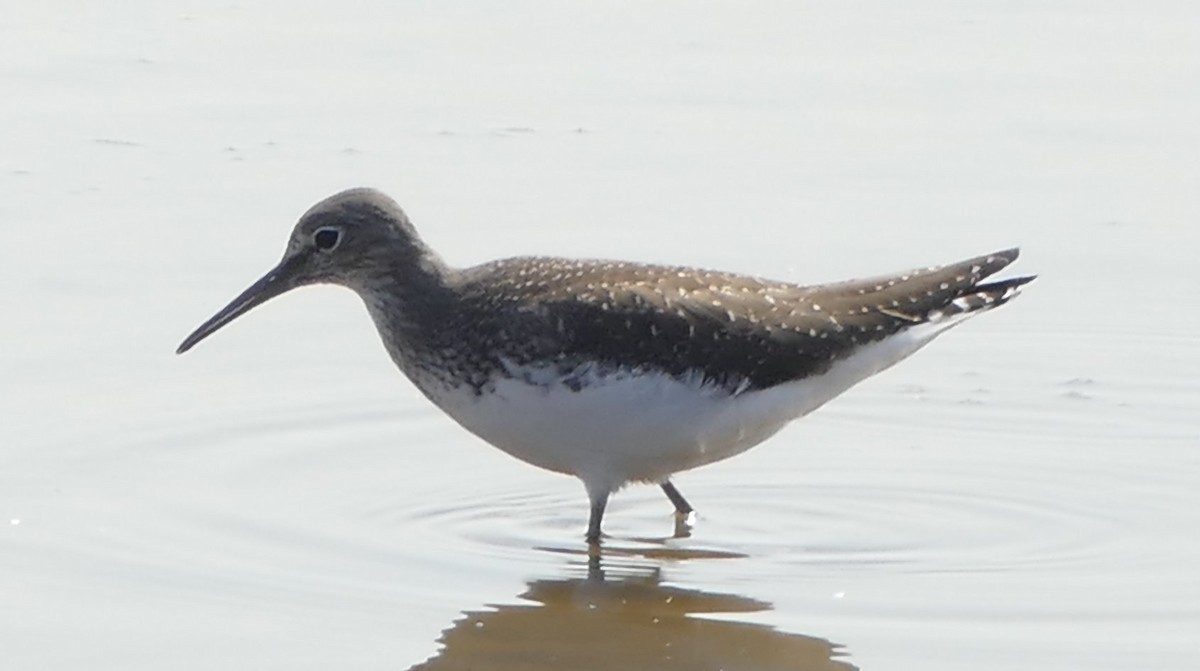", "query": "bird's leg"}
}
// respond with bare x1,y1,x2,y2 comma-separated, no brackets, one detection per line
660,480,694,515
585,485,609,545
